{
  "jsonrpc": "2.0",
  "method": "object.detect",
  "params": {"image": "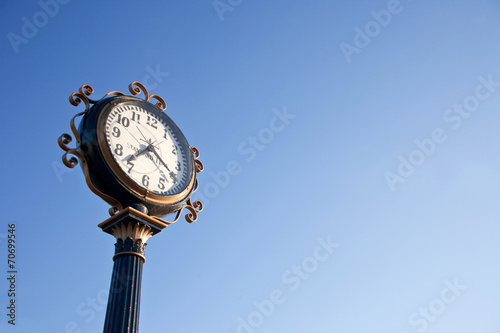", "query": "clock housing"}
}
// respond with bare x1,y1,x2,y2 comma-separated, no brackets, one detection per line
78,96,196,217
